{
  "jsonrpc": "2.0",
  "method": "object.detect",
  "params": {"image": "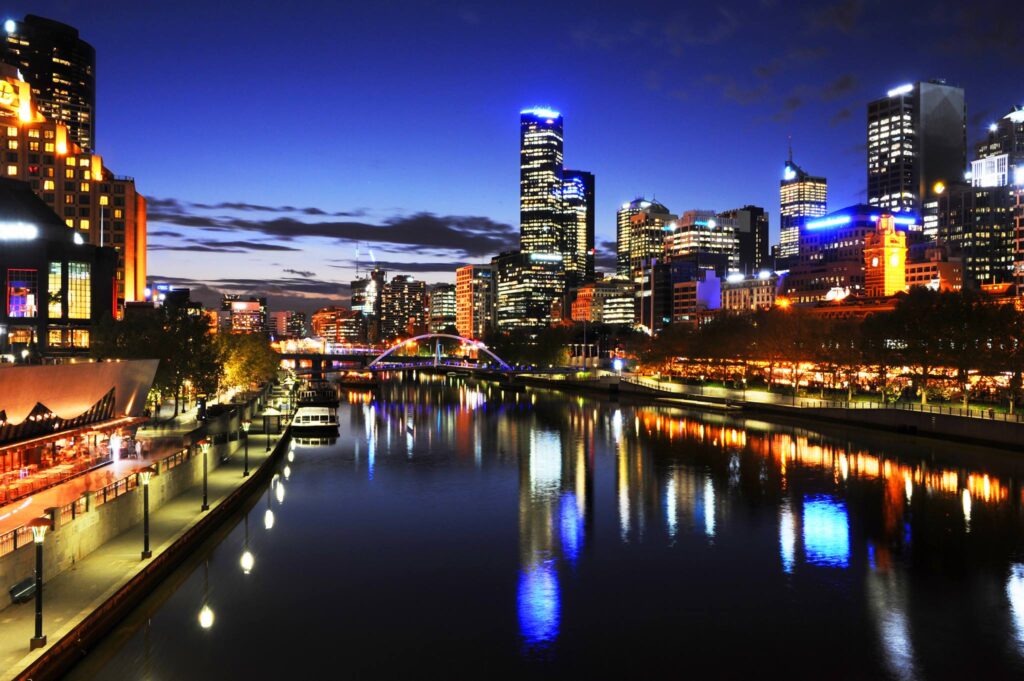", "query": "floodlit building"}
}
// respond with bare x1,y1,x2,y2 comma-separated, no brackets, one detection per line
427,282,457,333
720,271,779,313
716,205,769,273
616,198,675,276
0,177,115,356
1,15,95,150
311,306,365,345
494,251,563,330
867,80,966,221
570,277,635,325
663,210,736,273
380,275,426,340
0,65,145,309
222,295,267,334
520,108,564,256
455,264,494,338
905,243,963,291
779,152,827,265
863,214,907,297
